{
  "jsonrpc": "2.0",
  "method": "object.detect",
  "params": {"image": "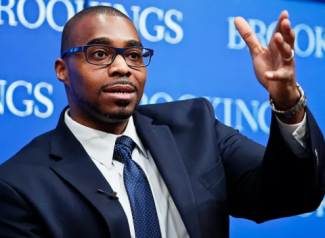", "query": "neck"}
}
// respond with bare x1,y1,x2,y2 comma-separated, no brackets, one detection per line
68,108,129,135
